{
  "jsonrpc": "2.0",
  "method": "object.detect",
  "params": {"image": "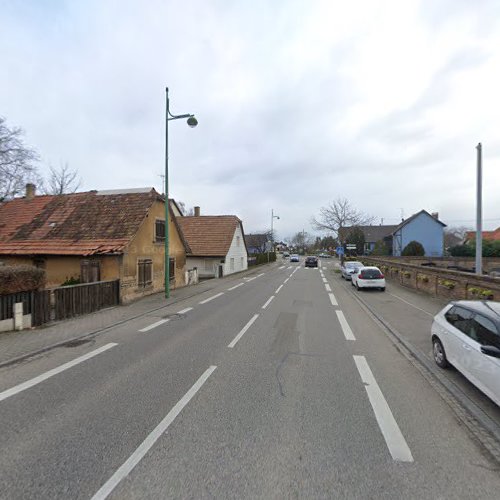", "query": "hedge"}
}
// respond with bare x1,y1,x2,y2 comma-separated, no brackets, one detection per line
0,265,46,295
